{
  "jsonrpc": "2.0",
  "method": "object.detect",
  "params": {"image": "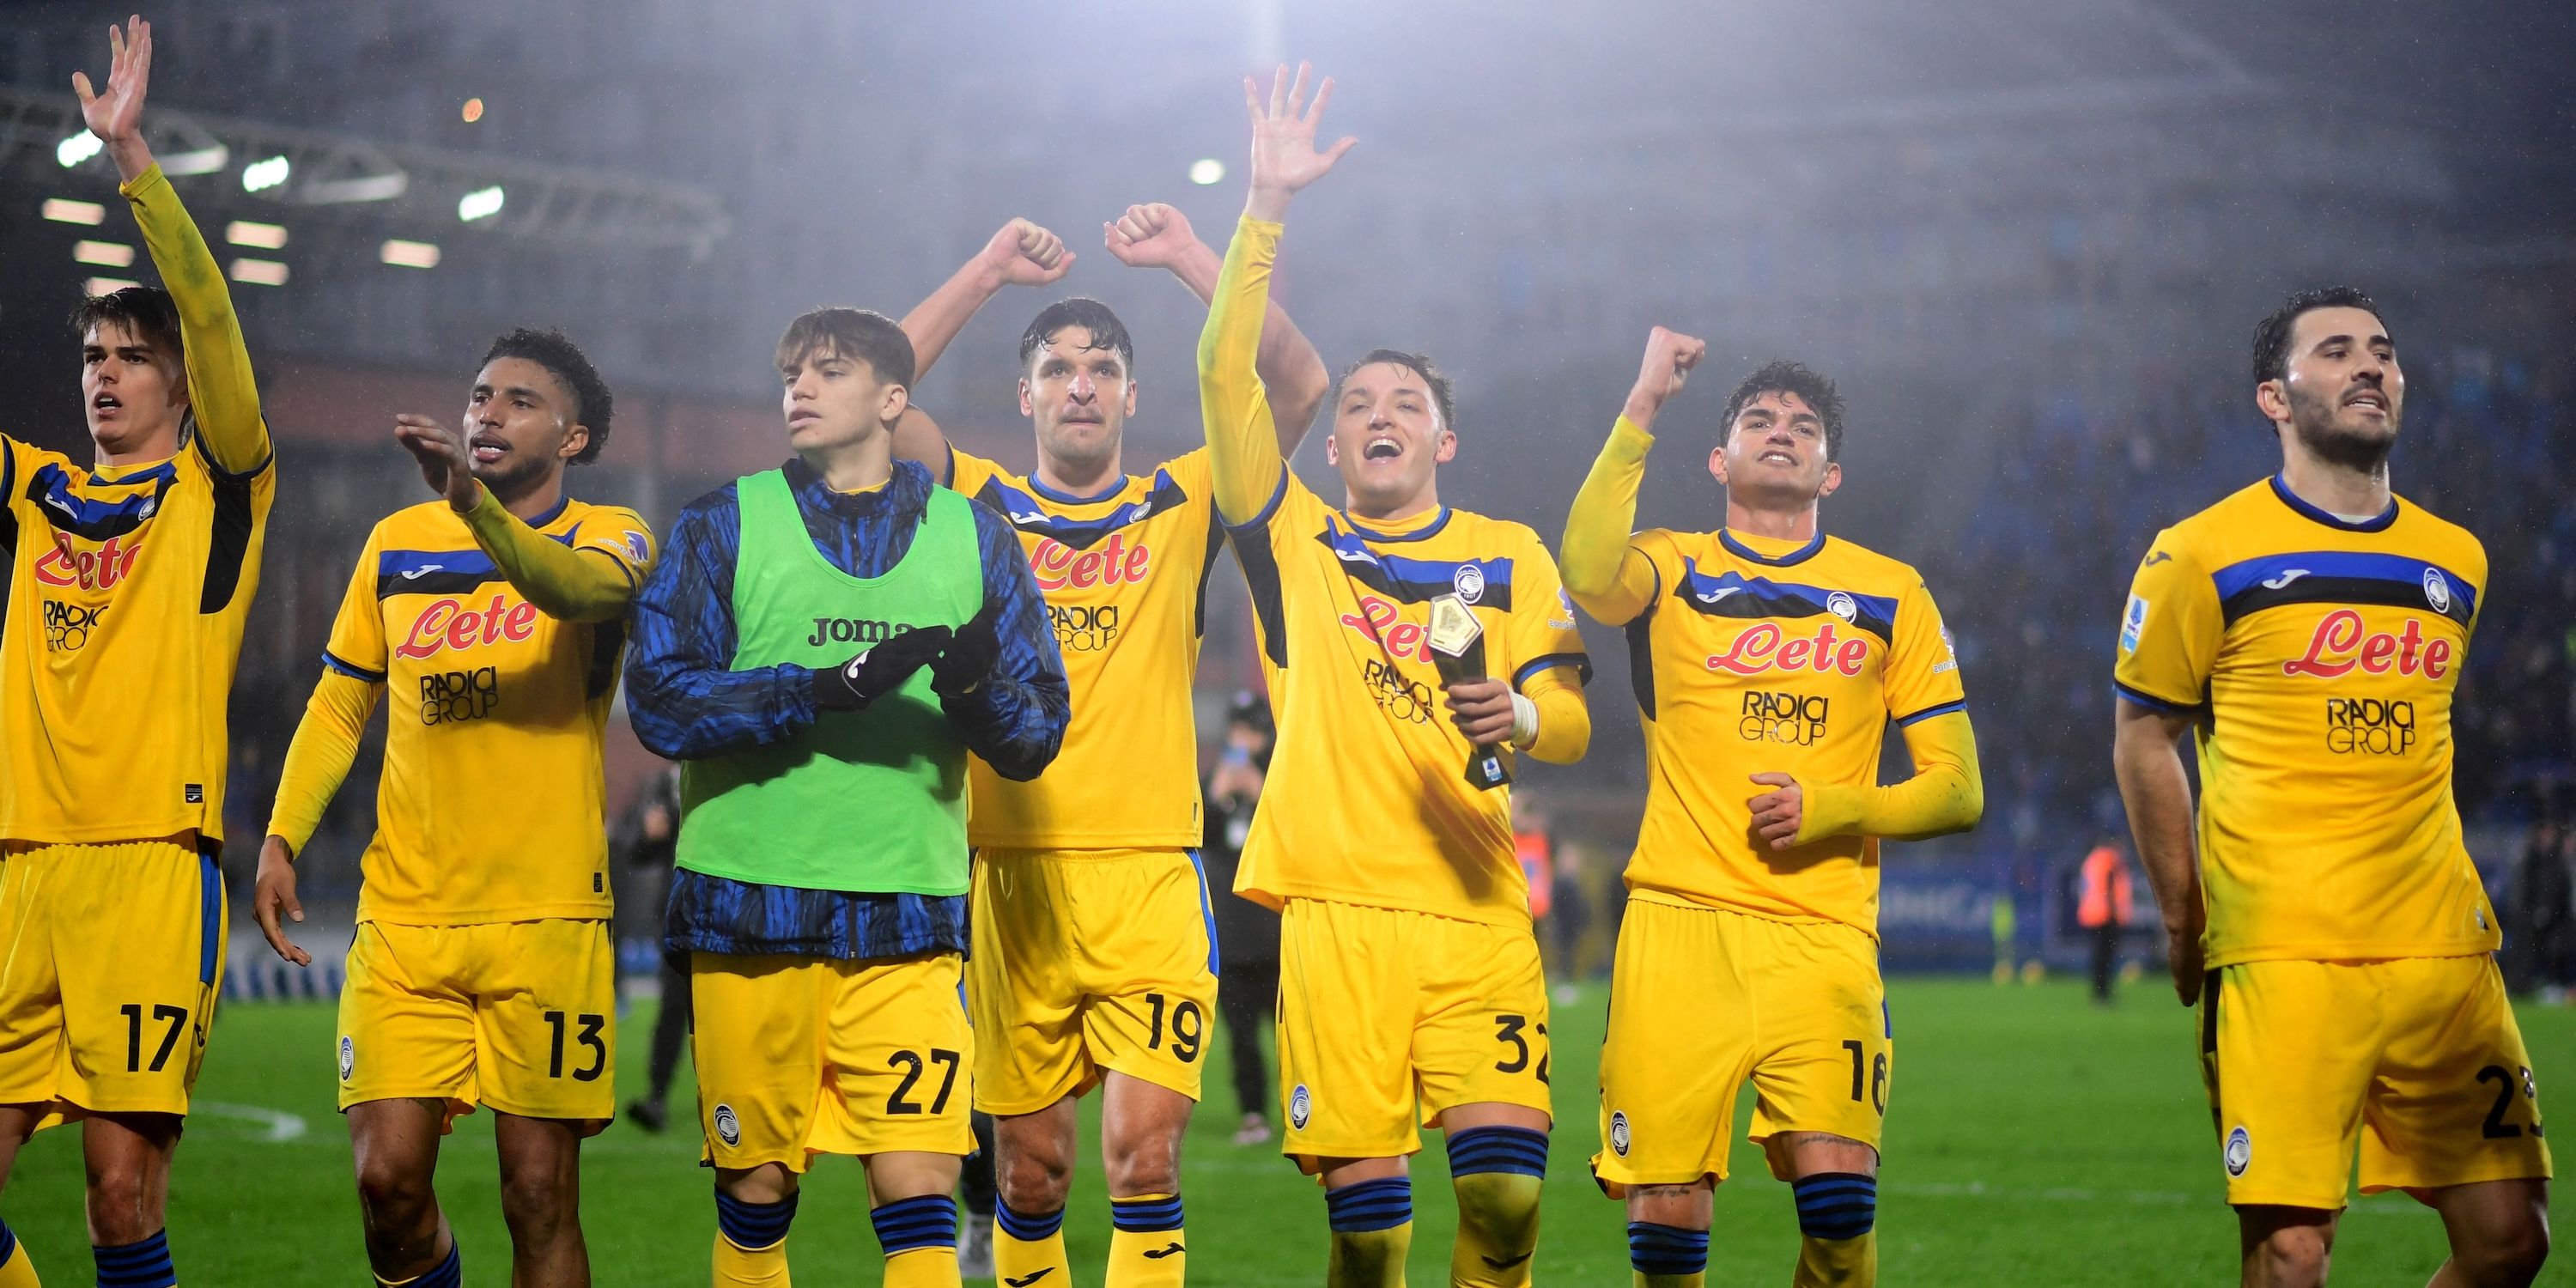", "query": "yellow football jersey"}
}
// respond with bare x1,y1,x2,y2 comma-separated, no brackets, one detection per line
0,167,274,848
947,447,1221,849
1228,475,1589,926
1604,527,1962,934
320,497,653,926
2116,474,2496,968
